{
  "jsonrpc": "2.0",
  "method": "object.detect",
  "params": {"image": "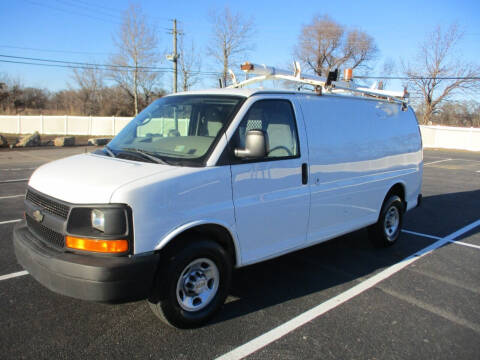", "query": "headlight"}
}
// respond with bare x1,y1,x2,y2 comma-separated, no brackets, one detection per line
91,209,105,232
67,206,129,236
66,205,131,254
